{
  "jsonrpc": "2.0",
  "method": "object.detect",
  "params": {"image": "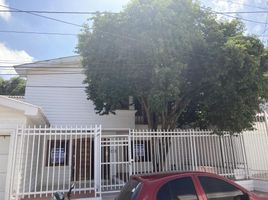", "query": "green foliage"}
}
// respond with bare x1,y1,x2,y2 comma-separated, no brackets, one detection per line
0,77,26,96
78,0,268,133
